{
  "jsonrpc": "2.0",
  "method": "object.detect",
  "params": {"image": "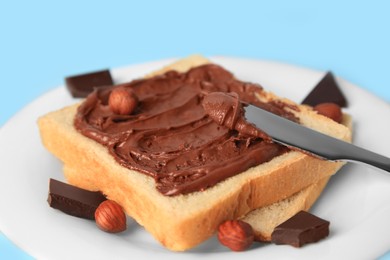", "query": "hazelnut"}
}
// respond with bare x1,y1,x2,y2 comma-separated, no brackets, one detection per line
95,200,127,233
217,220,254,251
313,102,342,123
108,87,138,115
